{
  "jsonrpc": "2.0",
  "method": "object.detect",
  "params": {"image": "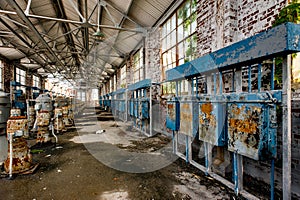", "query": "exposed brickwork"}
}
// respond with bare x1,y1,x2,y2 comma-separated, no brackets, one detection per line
126,59,133,86
197,0,286,55
237,0,286,39
197,0,216,56
3,61,13,93
145,29,161,82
